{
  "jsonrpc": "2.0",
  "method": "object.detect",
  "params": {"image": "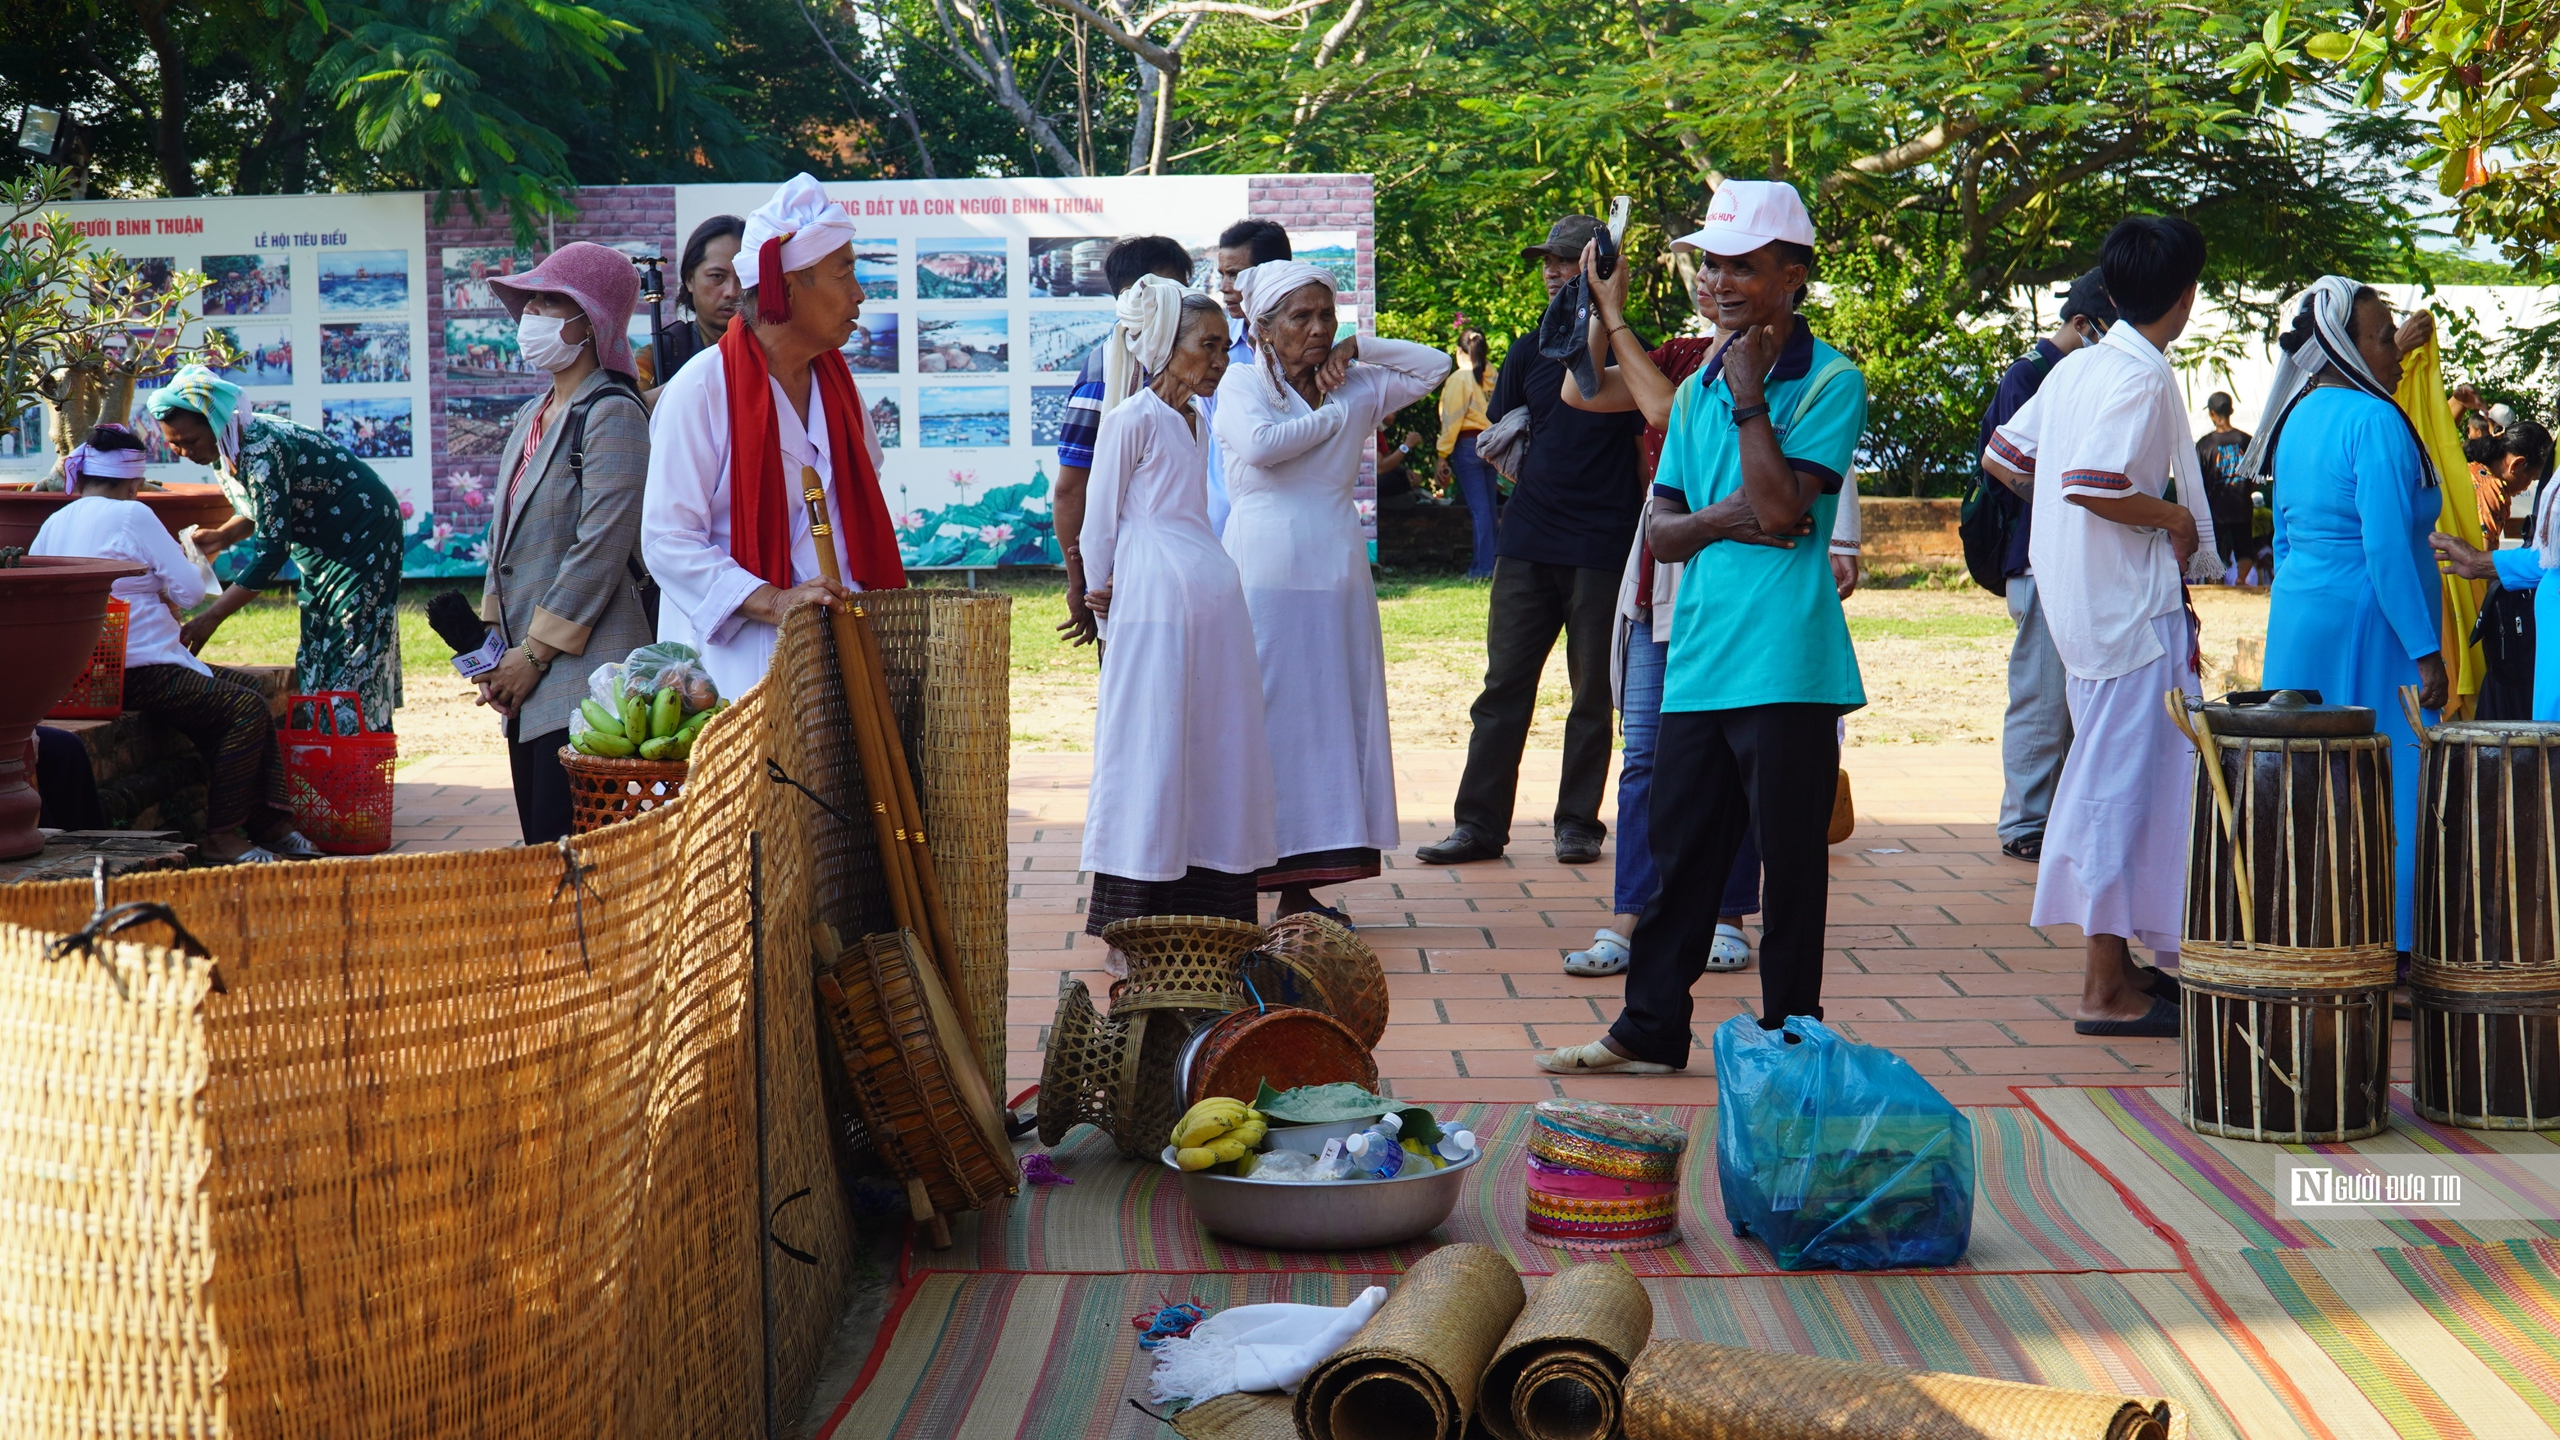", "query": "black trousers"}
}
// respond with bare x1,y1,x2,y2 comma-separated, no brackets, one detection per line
510,726,575,846
34,726,105,831
1609,704,1838,1067
1451,557,1619,845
